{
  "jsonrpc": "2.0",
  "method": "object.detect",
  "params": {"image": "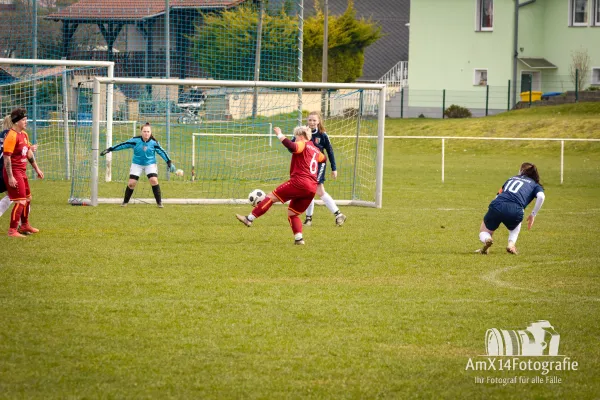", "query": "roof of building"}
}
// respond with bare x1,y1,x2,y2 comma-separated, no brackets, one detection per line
47,0,247,21
305,0,410,82
518,58,558,69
